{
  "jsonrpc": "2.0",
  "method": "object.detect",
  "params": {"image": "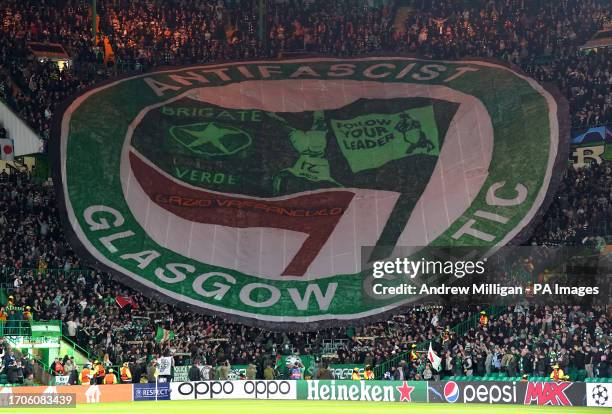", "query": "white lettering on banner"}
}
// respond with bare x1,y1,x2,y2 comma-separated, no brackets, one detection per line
307,380,393,401
170,381,296,400
144,63,479,96
79,205,344,312
452,181,527,242
192,272,236,300
172,366,189,383
120,250,160,269
83,205,125,231
239,283,281,308
463,383,517,404
287,283,337,311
